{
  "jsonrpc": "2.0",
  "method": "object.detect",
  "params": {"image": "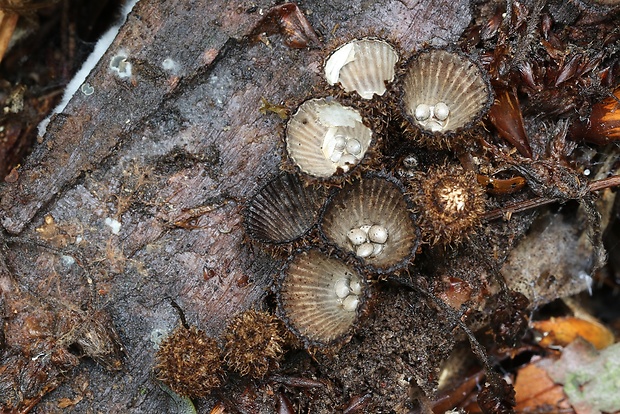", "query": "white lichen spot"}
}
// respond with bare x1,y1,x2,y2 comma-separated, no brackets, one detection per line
161,57,180,73
61,255,76,266
104,217,122,235
36,0,140,137
80,83,94,96
150,328,169,349
110,53,132,78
